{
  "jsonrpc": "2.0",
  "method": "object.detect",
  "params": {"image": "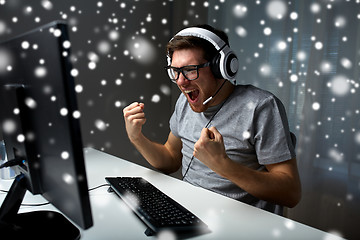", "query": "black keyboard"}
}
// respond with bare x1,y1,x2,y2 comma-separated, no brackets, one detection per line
105,177,209,236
